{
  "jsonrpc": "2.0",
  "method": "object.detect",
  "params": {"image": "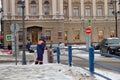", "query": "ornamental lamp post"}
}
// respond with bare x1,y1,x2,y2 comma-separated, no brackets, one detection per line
110,0,120,37
21,0,26,65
